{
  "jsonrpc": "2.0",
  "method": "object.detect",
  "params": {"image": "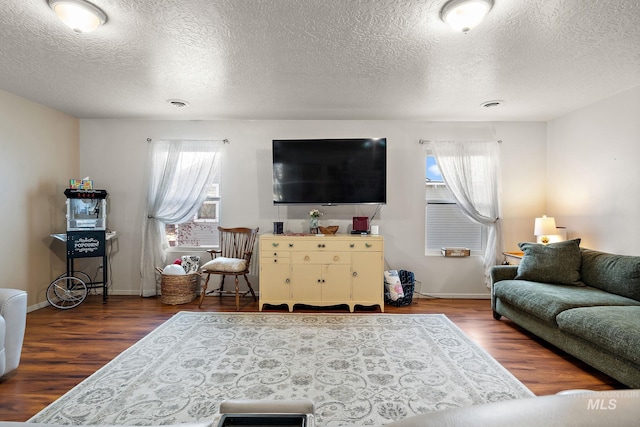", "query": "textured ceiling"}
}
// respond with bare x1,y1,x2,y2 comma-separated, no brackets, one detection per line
1,0,639,121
